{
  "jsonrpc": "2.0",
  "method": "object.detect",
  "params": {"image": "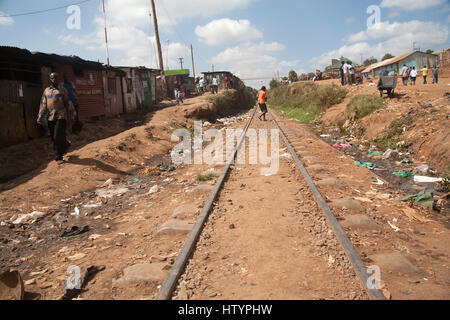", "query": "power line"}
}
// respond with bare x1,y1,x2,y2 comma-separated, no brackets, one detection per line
0,0,93,18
